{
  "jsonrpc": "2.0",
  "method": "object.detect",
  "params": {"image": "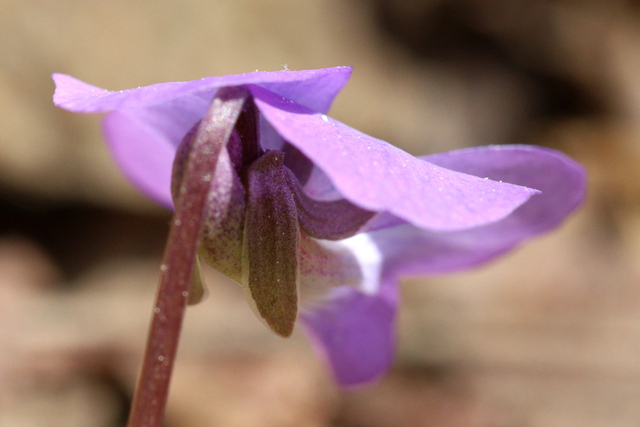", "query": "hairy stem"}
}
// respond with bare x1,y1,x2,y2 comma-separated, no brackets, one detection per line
127,87,248,427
